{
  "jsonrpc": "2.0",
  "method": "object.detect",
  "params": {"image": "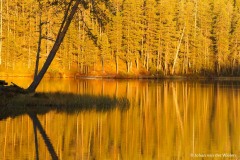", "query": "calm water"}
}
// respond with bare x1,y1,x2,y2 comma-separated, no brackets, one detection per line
1,78,240,160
